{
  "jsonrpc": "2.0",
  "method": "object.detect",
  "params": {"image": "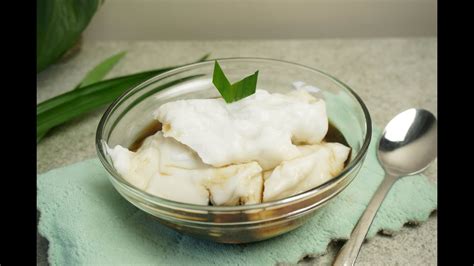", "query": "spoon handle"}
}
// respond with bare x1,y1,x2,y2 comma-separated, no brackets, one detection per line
333,174,398,266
